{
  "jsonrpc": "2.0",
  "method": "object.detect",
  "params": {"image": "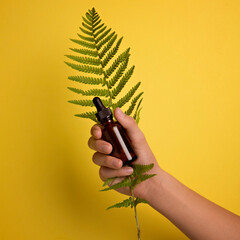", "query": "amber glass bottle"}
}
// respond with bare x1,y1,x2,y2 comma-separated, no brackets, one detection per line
93,97,137,166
